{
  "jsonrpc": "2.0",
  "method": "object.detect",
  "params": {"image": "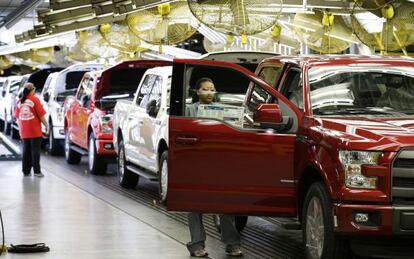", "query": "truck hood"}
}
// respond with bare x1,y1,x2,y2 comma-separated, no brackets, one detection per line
318,116,414,151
